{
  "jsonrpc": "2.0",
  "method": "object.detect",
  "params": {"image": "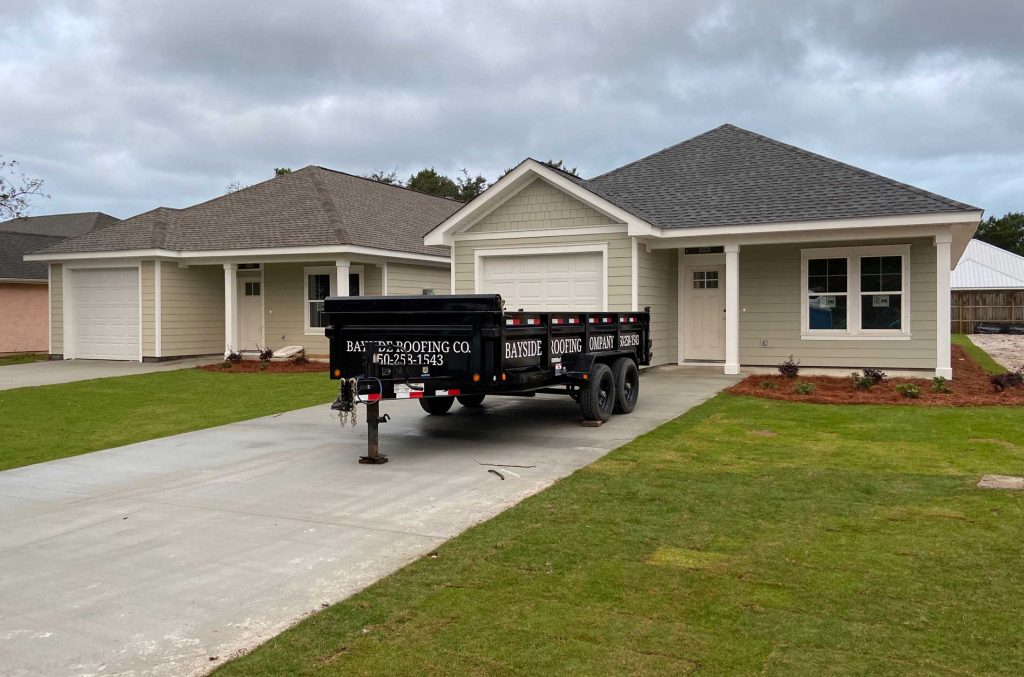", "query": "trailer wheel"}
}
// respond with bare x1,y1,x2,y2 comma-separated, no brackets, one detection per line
456,394,486,407
419,397,455,415
579,363,615,422
611,358,639,414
